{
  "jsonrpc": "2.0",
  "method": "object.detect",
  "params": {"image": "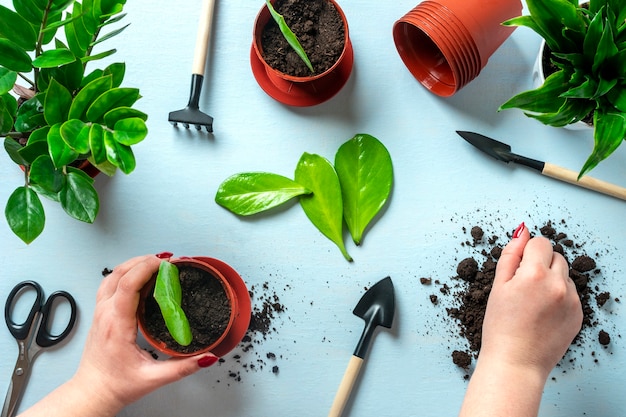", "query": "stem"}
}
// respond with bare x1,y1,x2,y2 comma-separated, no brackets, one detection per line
17,73,35,87
34,0,56,92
